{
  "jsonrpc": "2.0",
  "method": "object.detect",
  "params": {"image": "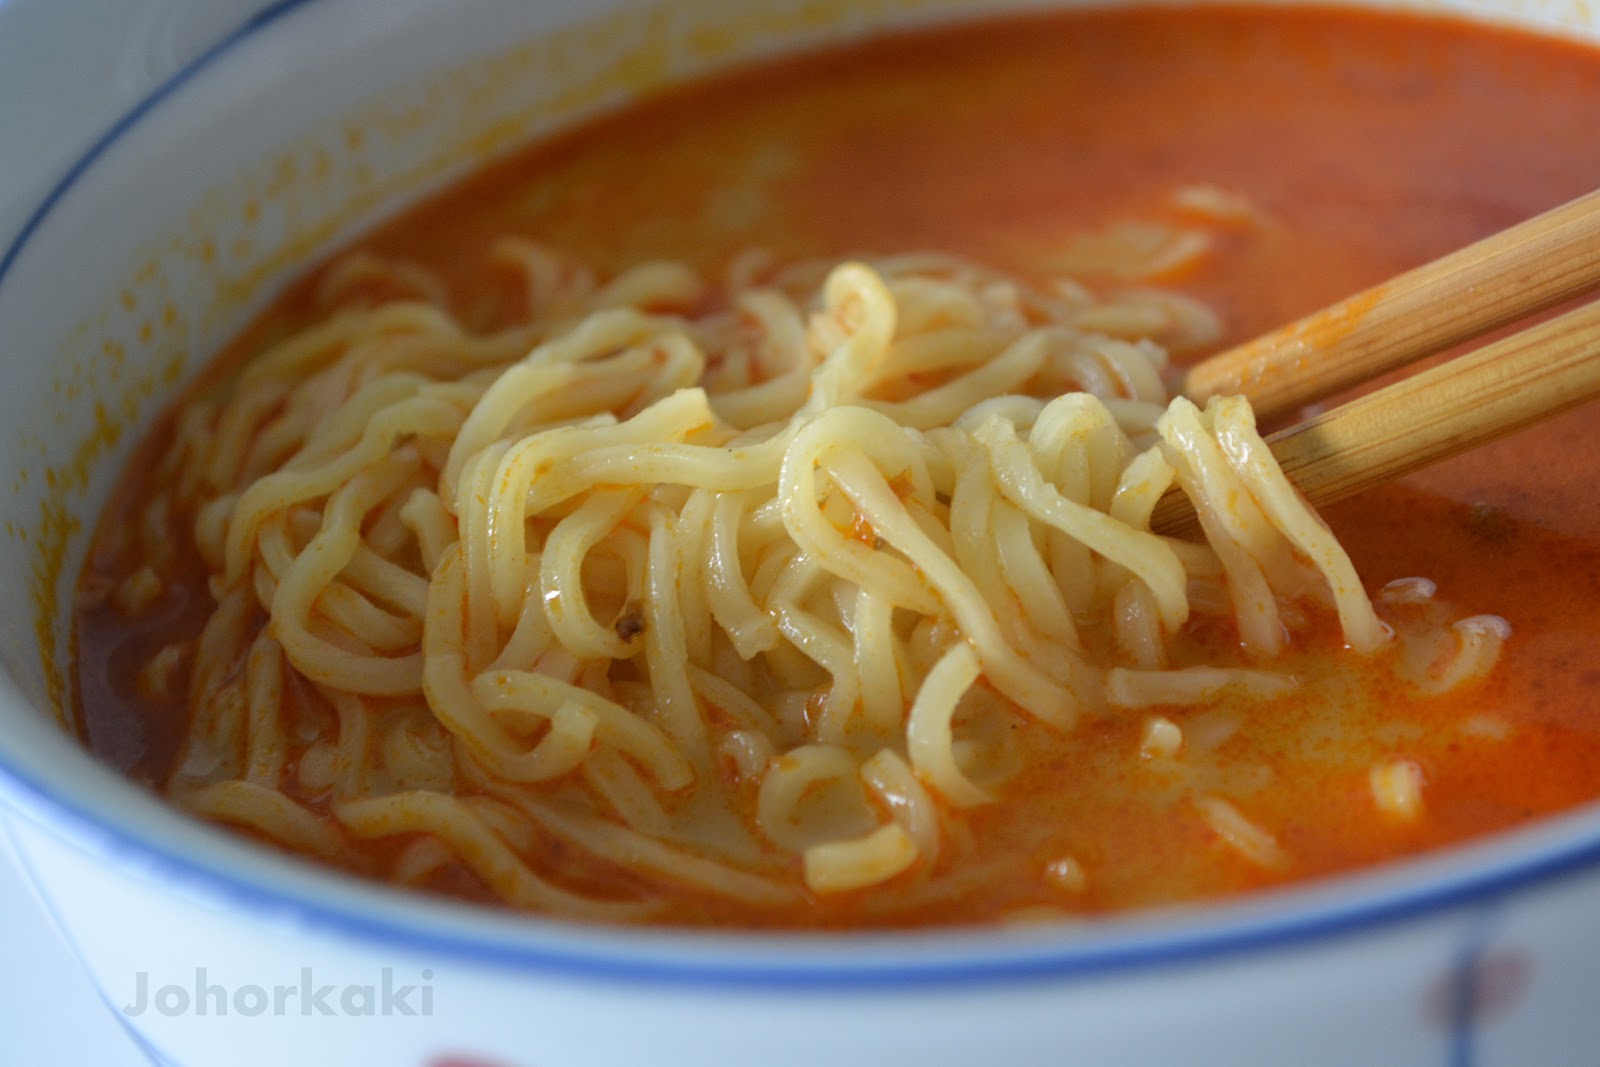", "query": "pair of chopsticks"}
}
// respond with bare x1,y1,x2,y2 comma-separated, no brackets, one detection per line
1150,187,1600,537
